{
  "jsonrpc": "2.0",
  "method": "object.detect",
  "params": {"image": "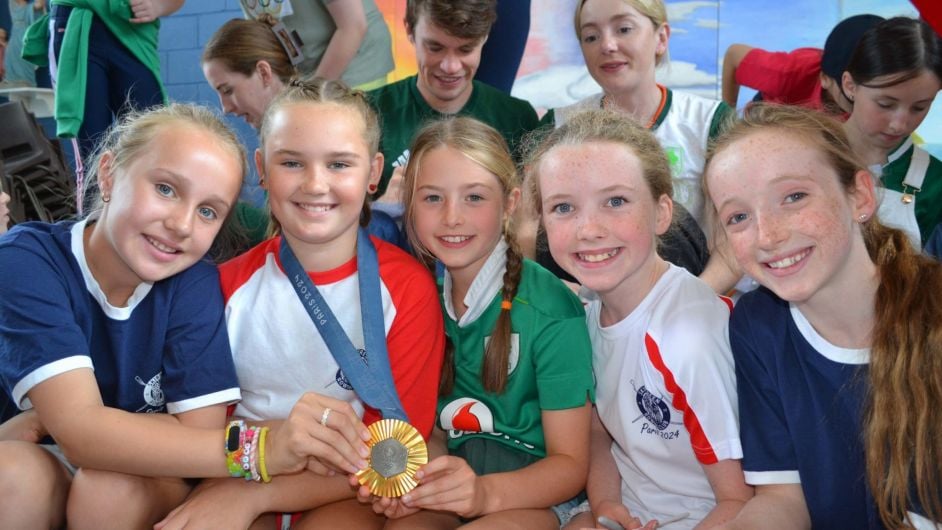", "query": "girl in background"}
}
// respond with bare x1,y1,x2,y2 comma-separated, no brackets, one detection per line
703,103,942,529
368,116,594,529
0,103,362,529
202,16,297,131
528,109,750,529
841,16,942,250
202,21,404,249
157,78,444,530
